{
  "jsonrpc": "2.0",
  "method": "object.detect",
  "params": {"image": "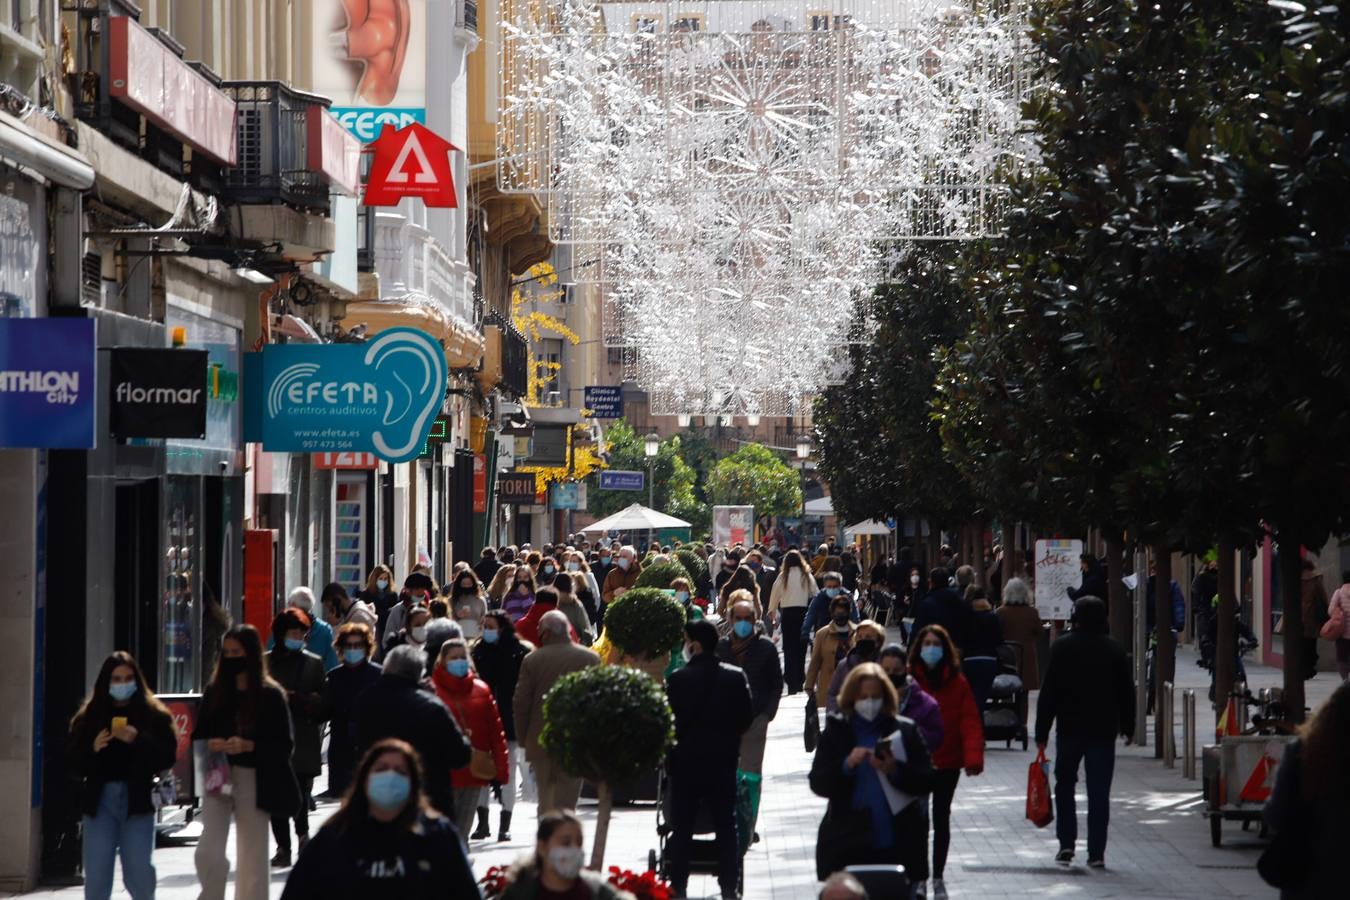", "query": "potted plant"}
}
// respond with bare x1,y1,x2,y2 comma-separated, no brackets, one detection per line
601,587,687,679
634,559,694,591
540,665,674,870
